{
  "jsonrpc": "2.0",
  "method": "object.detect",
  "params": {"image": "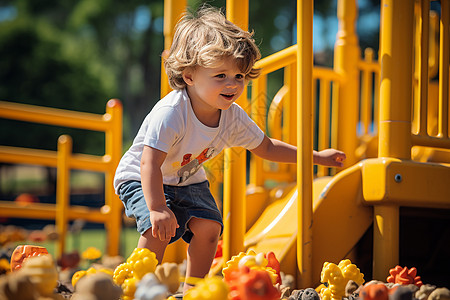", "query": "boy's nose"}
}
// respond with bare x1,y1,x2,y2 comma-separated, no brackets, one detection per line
225,78,238,87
